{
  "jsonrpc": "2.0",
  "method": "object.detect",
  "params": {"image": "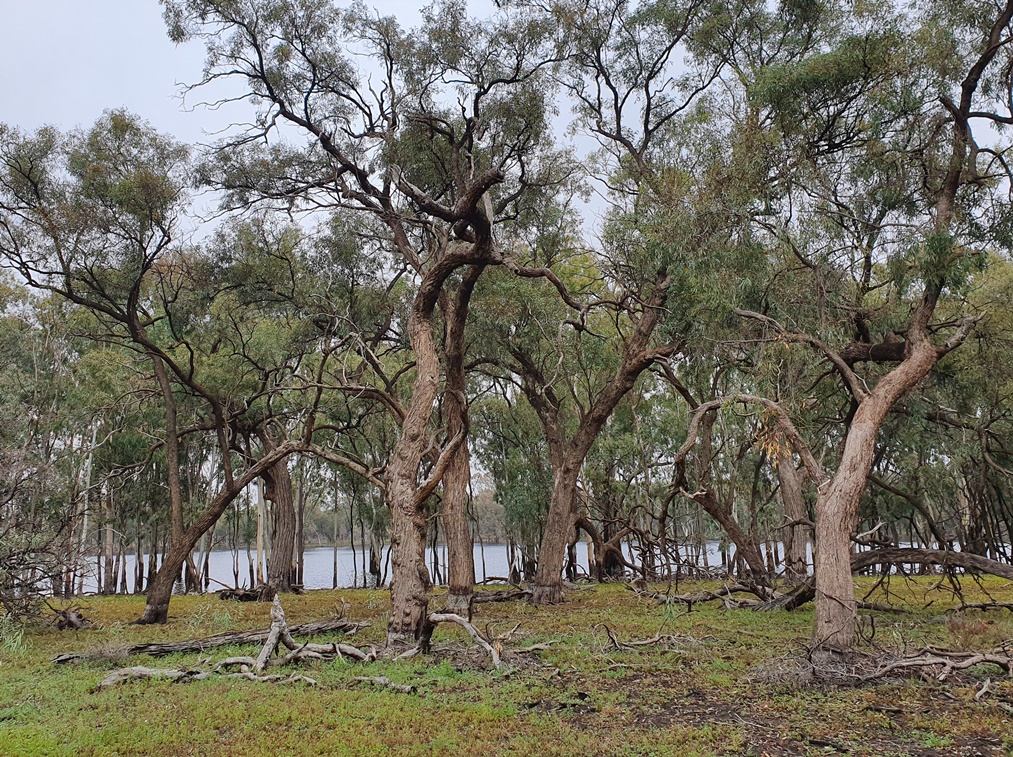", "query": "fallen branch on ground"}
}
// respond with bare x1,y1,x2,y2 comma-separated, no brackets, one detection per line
89,598,372,690
473,589,532,603
94,666,210,690
428,612,502,668
863,646,1013,682
53,608,369,664
354,676,416,694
